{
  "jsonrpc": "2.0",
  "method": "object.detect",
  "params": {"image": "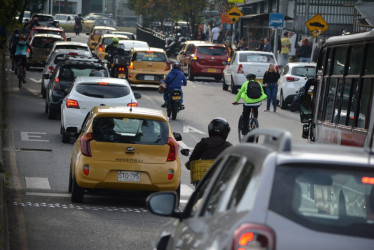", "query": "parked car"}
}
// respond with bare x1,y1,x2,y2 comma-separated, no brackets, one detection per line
177,41,229,81
18,10,30,24
277,62,316,109
41,49,92,98
93,34,129,59
54,13,75,24
45,56,109,119
31,13,55,27
27,26,67,42
112,31,136,40
147,128,374,250
117,40,149,54
86,26,116,51
223,50,278,93
68,106,182,203
127,47,171,85
27,34,64,67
